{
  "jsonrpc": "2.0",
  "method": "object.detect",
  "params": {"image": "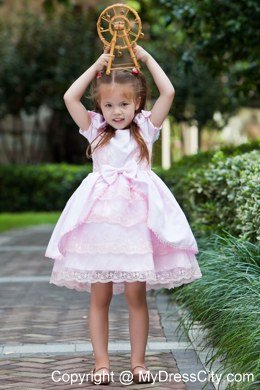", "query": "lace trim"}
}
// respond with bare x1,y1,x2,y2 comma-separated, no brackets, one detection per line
50,267,200,284
50,276,203,294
